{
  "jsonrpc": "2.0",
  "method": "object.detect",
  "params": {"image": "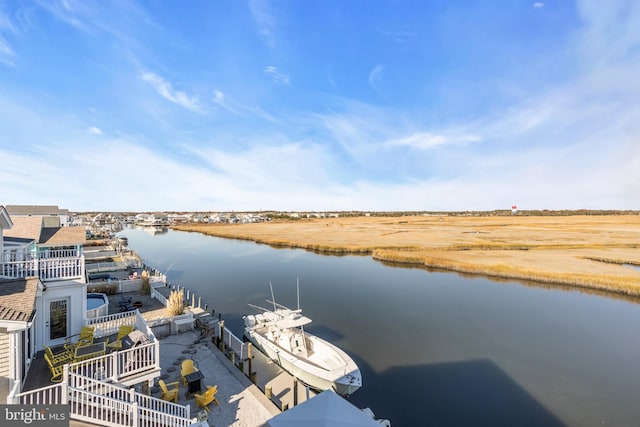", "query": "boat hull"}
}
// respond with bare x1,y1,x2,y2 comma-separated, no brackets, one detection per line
245,328,362,396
